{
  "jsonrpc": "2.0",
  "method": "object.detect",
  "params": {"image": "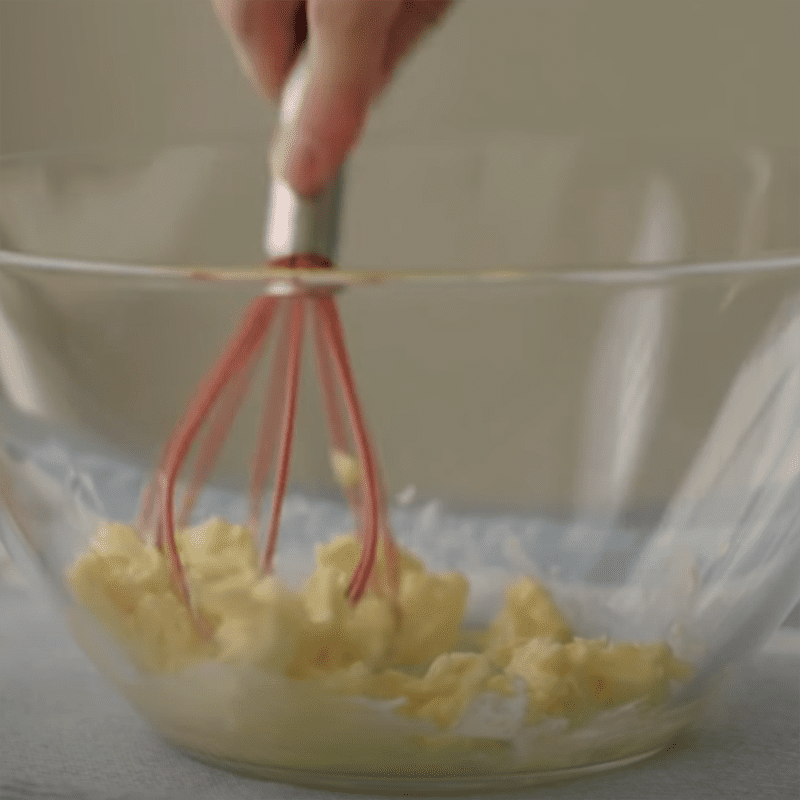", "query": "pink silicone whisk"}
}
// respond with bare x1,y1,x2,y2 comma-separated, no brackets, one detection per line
138,54,399,624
